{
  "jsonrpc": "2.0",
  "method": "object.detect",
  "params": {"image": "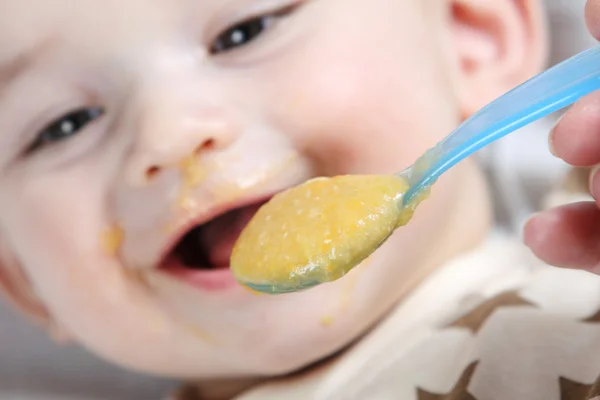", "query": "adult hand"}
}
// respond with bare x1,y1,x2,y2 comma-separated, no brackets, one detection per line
524,0,600,272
